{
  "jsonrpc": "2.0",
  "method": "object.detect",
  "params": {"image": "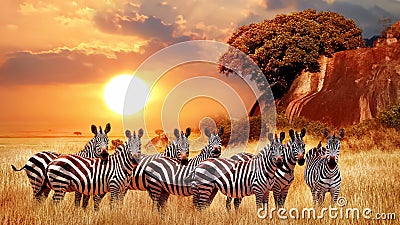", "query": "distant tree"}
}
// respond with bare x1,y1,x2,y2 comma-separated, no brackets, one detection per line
73,131,82,136
219,9,365,99
111,139,124,150
155,129,164,136
381,20,400,40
